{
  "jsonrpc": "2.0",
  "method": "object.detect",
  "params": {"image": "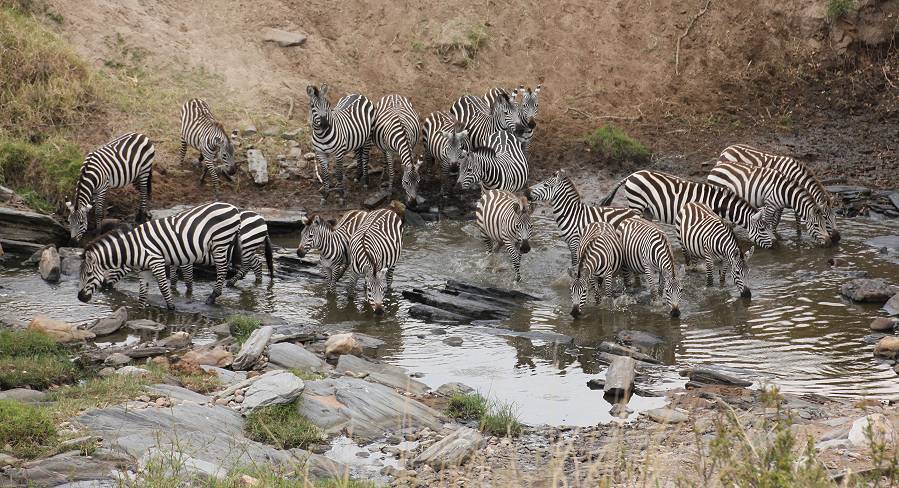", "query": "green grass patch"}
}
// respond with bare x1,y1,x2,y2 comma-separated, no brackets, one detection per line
826,0,854,20
445,392,488,420
46,368,165,421
0,399,57,459
0,135,83,211
0,329,64,357
480,400,522,437
0,329,77,389
244,402,323,450
288,368,326,382
585,125,651,165
227,315,262,344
